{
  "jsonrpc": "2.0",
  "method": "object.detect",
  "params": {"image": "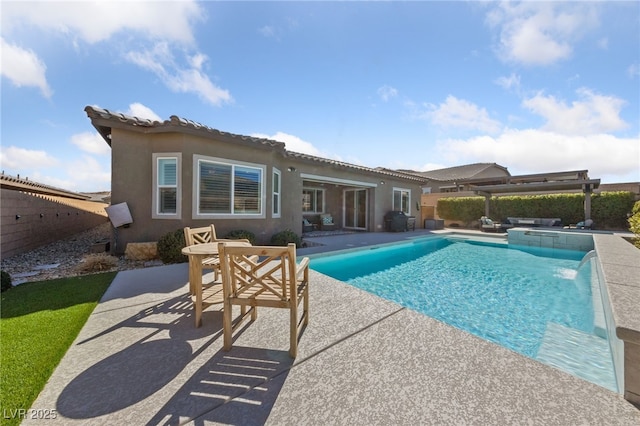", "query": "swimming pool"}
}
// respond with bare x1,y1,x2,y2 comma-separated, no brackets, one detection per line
309,236,617,392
